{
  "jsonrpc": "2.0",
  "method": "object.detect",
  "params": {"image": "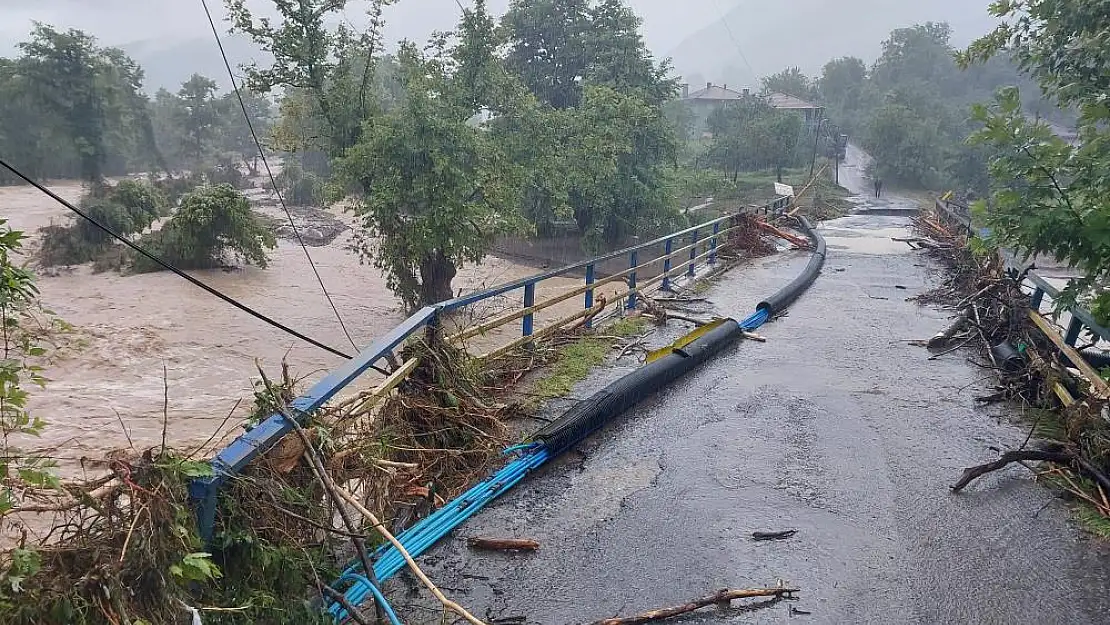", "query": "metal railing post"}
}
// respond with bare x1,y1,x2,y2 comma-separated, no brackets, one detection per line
584,264,595,329
662,238,673,291
688,227,699,277
709,222,720,265
1031,286,1045,311
522,283,536,337
627,251,639,310
1065,316,1083,347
